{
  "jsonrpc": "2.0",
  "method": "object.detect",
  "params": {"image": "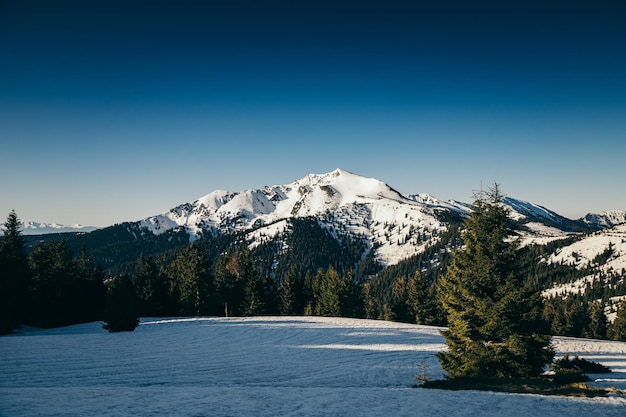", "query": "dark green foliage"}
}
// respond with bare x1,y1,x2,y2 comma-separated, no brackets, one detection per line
133,254,169,317
277,266,299,315
254,218,370,284
0,211,31,334
608,301,626,341
28,239,105,328
552,354,611,374
241,273,265,316
306,267,362,317
312,268,343,316
103,274,139,332
586,301,608,340
361,282,378,319
543,297,589,337
165,244,213,316
436,185,554,379
367,220,462,326
390,273,439,325
213,247,272,316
